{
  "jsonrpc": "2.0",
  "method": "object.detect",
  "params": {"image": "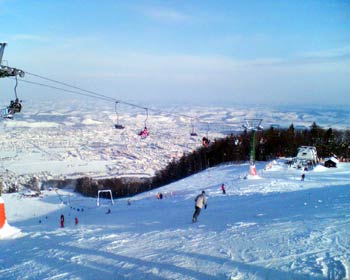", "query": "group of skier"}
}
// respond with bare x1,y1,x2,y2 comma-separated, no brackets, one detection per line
58,183,227,227
60,214,78,227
